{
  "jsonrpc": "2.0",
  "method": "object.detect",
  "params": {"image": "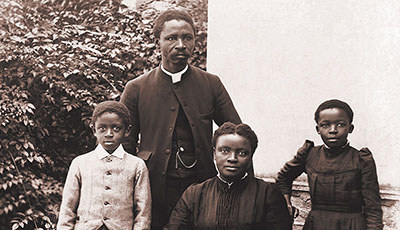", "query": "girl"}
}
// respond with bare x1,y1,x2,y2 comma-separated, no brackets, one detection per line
276,99,383,229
